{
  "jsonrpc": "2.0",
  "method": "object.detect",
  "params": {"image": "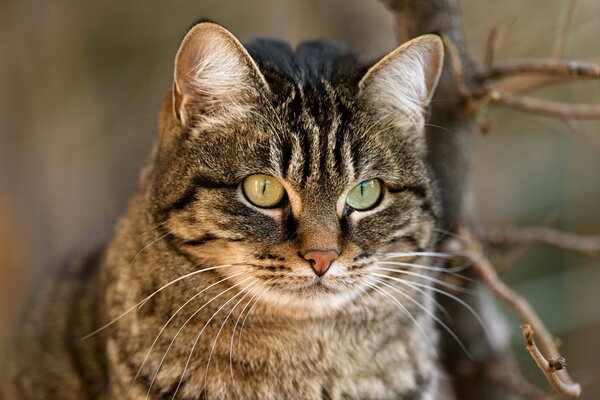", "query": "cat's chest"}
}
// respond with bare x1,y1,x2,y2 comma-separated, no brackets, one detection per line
118,312,438,400
229,317,436,399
